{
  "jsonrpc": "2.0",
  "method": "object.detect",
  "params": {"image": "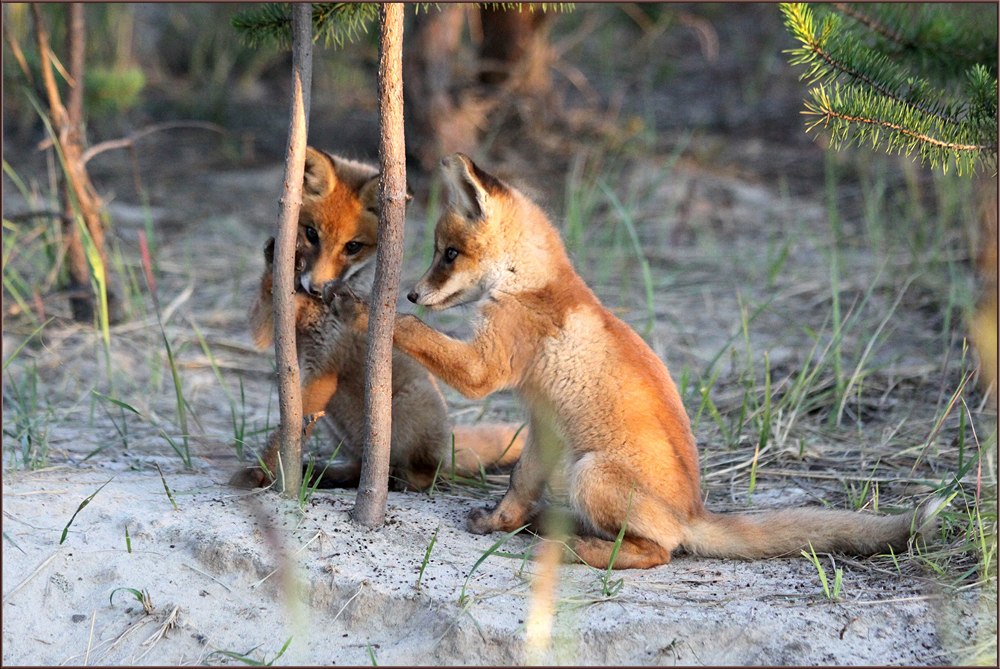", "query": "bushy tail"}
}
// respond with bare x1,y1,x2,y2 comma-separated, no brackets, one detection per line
448,422,527,474
683,498,945,559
